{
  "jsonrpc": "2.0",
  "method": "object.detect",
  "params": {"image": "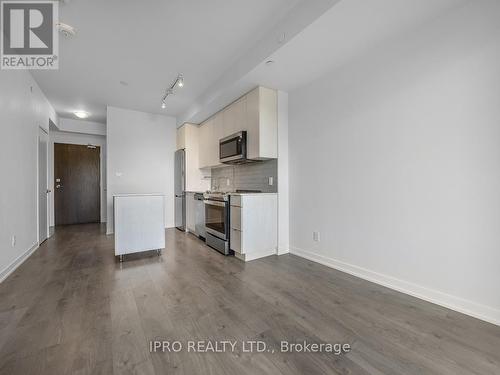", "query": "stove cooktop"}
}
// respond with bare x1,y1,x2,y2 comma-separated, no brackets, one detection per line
205,189,262,195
